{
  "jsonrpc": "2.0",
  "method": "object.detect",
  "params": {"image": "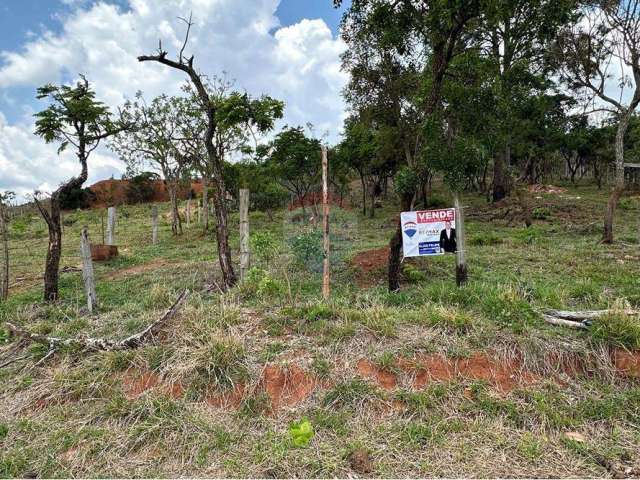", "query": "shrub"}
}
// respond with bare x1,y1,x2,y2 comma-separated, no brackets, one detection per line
289,230,323,272
59,185,96,210
125,172,159,204
532,207,551,220
244,267,285,298
250,231,279,264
